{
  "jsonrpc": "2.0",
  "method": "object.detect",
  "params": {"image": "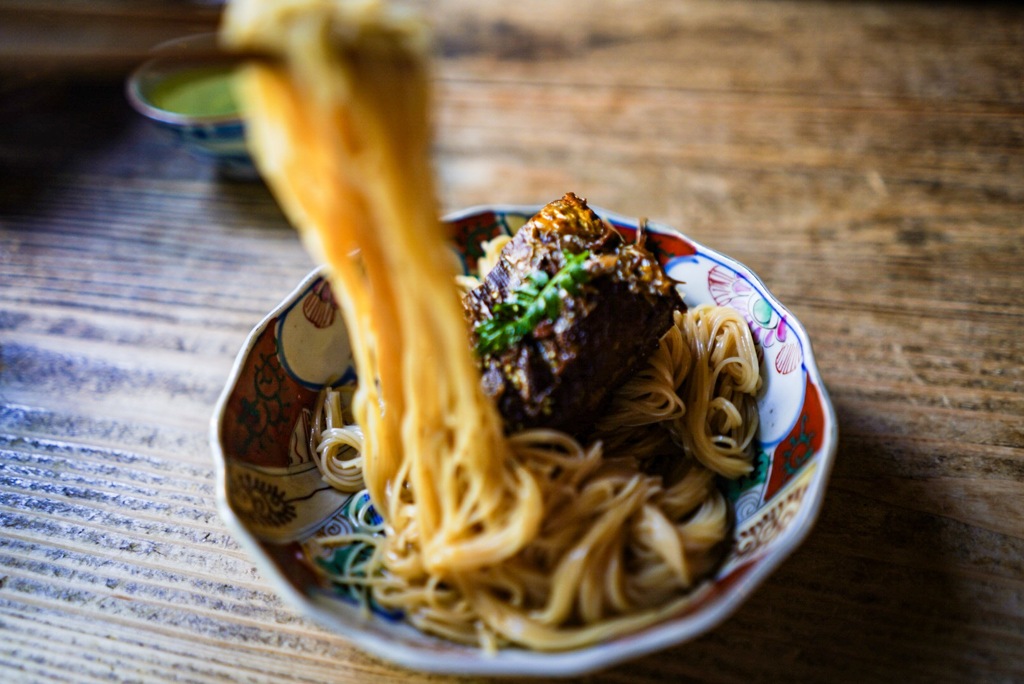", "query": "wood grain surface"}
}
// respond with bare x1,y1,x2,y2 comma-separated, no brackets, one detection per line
1,1,1022,682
